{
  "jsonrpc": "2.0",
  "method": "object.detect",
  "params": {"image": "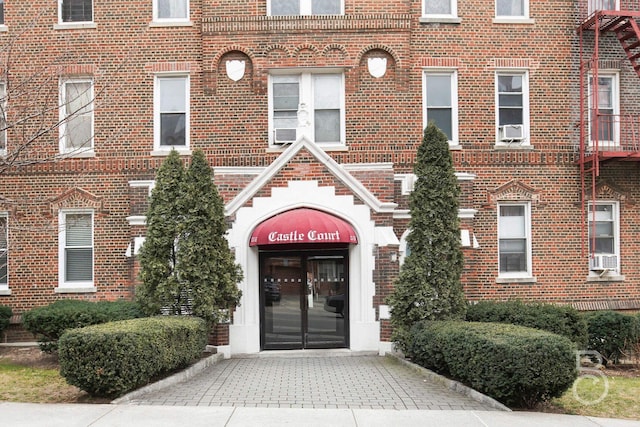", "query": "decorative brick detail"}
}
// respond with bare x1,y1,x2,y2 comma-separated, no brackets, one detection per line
420,57,461,68
49,187,104,215
487,180,541,206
